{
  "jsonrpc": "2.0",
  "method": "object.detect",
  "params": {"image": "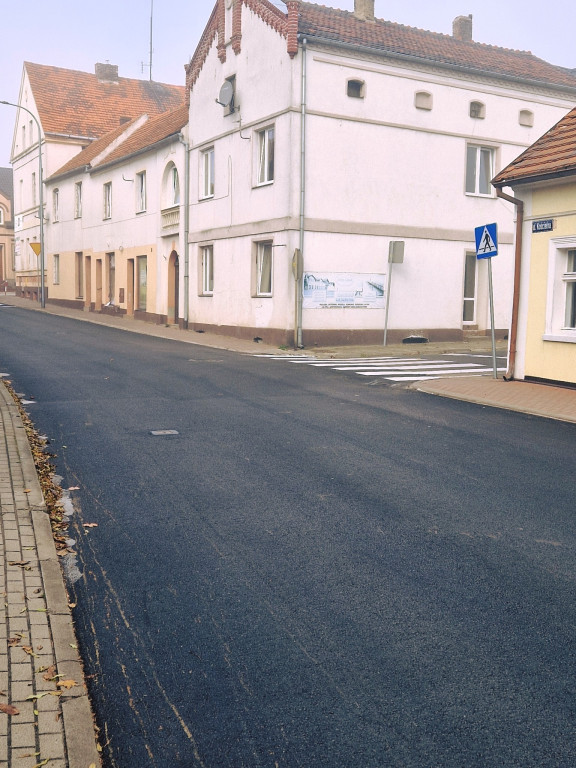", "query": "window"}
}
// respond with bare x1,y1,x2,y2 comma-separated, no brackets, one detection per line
31,172,36,207
254,241,273,296
75,252,83,298
415,91,433,110
200,245,214,295
136,172,146,212
519,109,534,128
347,79,365,98
257,126,274,185
200,148,215,199
170,166,180,205
564,250,576,329
22,125,26,149
53,254,60,285
544,239,576,342
469,101,485,119
74,182,82,218
465,145,494,196
29,120,33,145
0,208,4,225
103,182,112,219
52,189,59,222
